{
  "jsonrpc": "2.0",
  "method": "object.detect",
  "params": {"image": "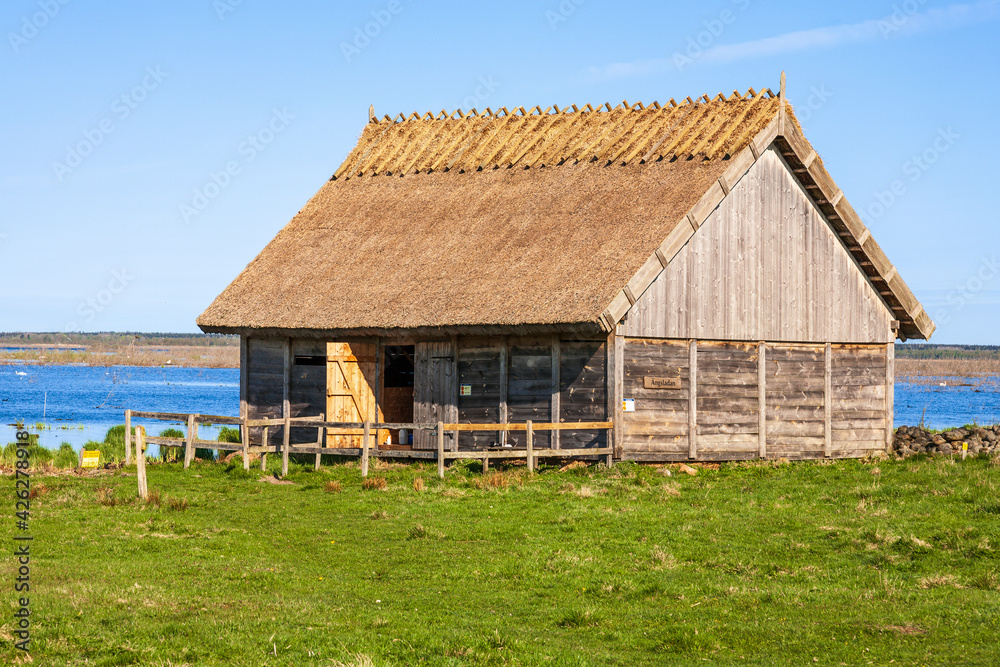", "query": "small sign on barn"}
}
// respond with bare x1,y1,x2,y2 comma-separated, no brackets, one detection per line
460,384,472,396
644,376,681,390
